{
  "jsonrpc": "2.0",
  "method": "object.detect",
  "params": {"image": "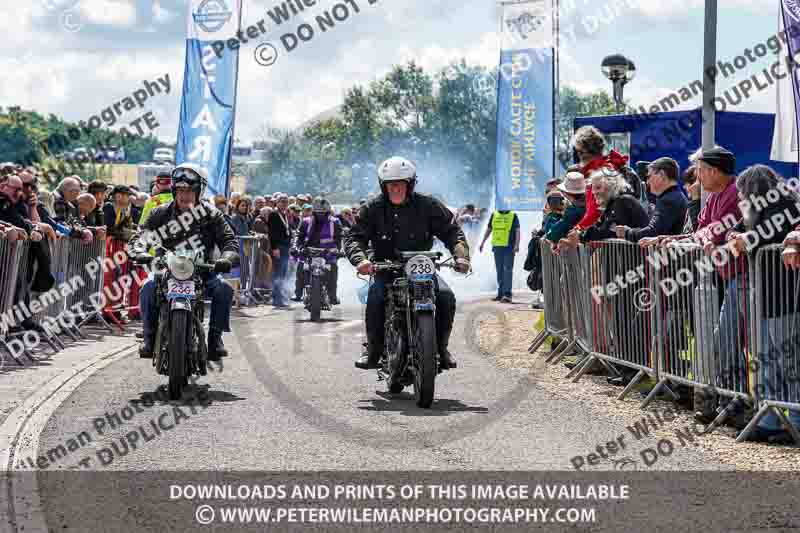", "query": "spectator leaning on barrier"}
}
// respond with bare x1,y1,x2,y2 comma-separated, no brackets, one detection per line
543,171,587,248
568,126,636,237
725,164,800,442
0,175,42,244
104,185,135,242
618,158,689,243
86,181,108,228
684,165,702,232
657,147,744,426
77,193,96,223
19,172,91,242
53,176,82,223
572,167,649,243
